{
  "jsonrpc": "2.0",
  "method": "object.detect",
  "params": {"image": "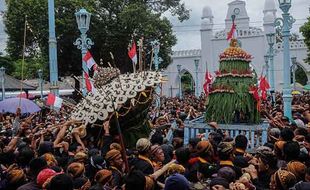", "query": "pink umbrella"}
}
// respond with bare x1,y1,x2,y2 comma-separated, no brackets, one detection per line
0,98,41,114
